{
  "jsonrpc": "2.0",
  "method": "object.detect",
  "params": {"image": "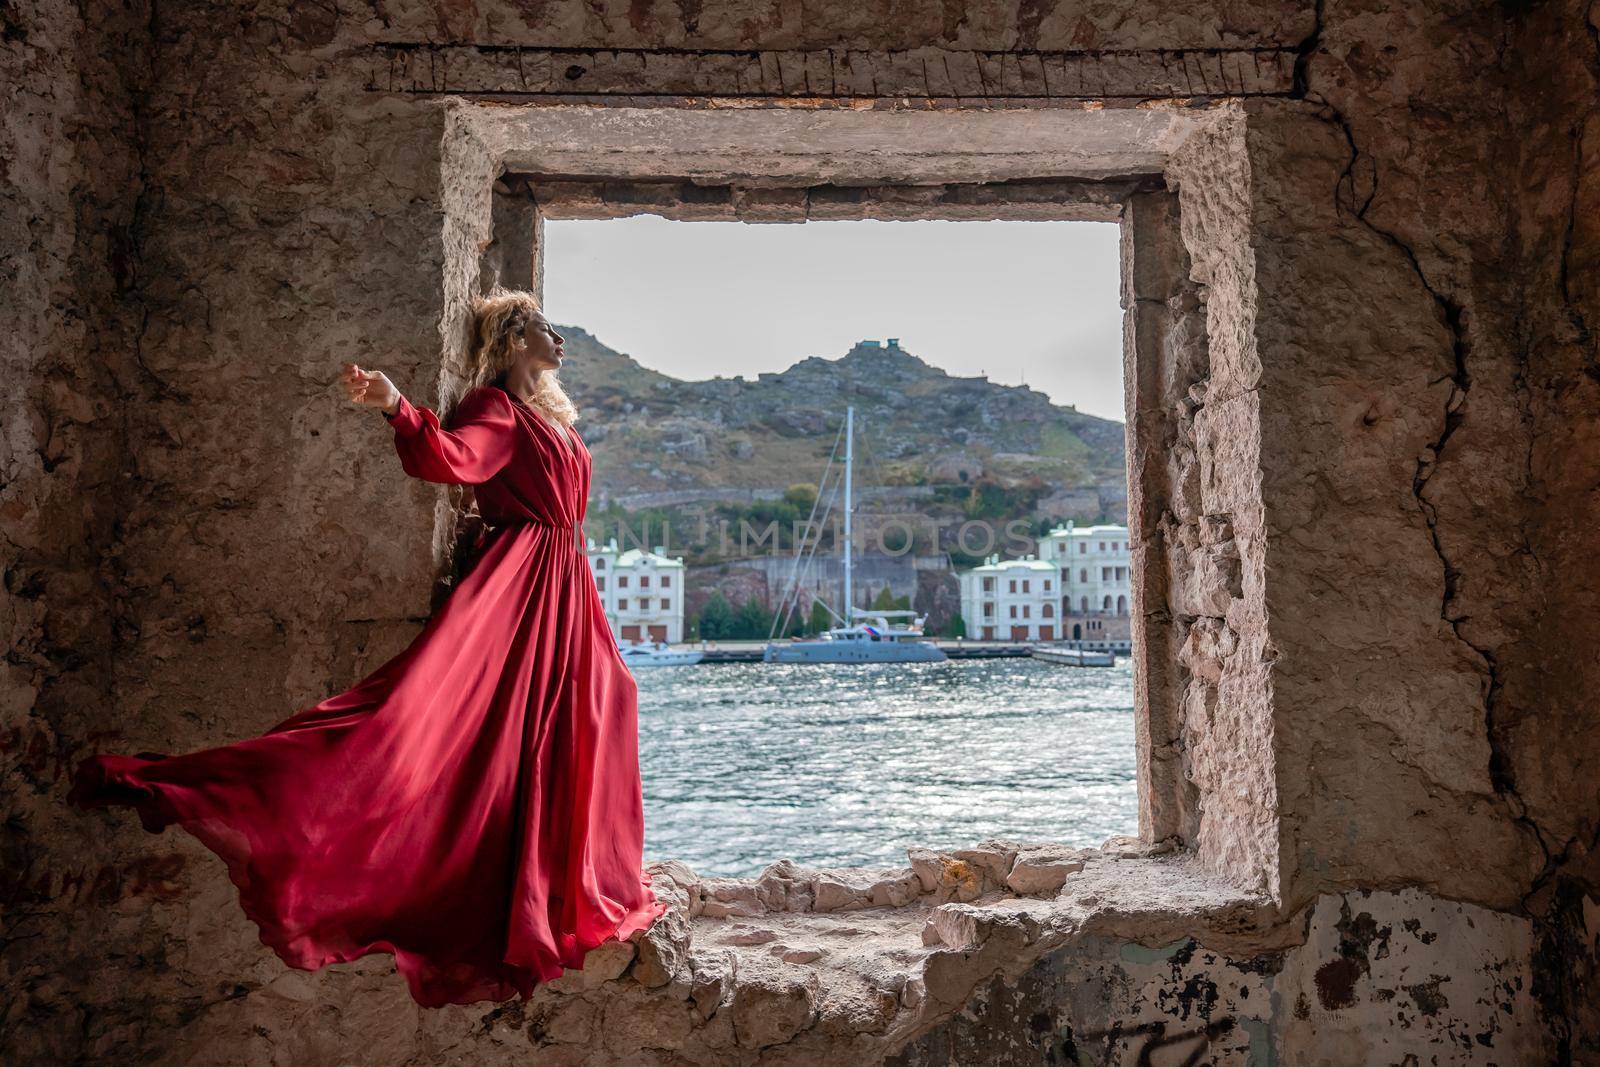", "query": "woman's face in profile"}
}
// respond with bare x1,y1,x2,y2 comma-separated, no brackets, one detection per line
516,312,566,373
